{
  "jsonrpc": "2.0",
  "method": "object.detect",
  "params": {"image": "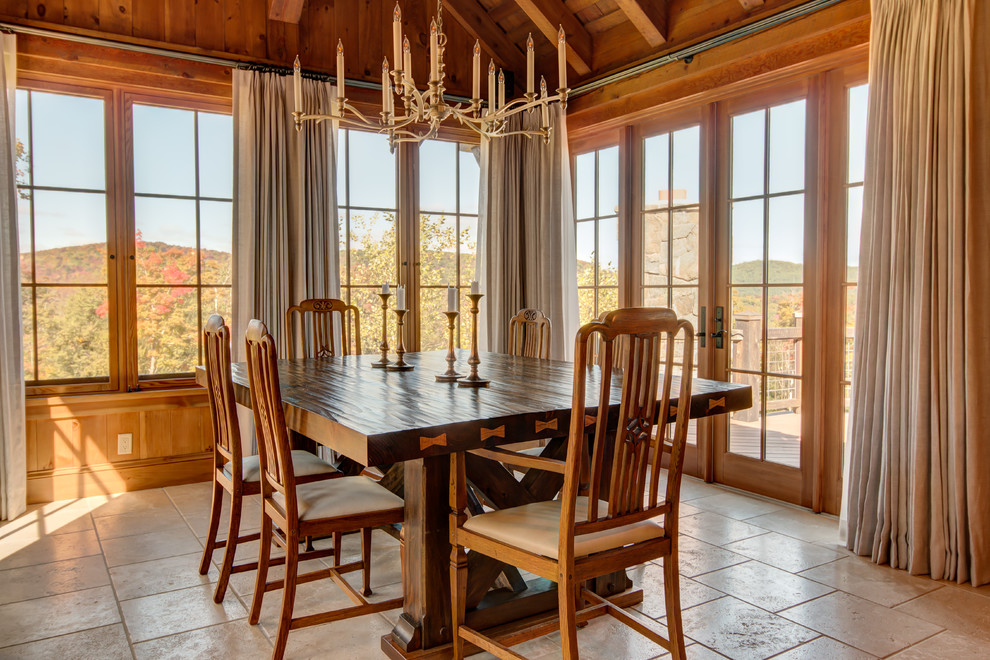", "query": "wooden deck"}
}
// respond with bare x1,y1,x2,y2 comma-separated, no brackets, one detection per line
729,411,802,468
